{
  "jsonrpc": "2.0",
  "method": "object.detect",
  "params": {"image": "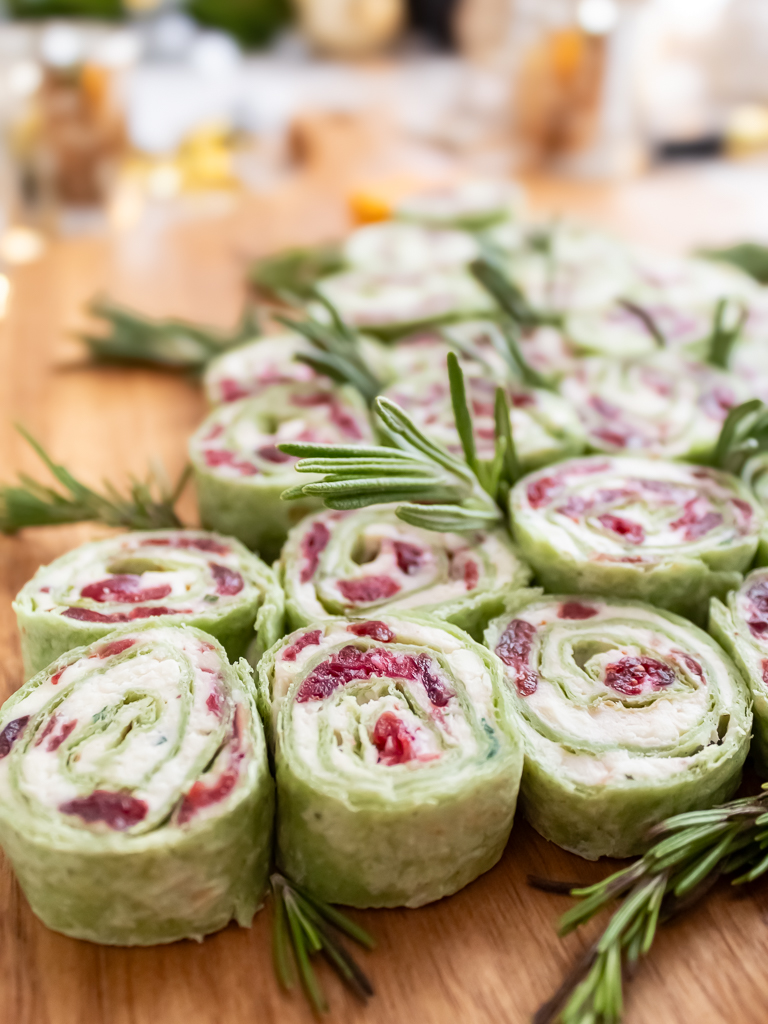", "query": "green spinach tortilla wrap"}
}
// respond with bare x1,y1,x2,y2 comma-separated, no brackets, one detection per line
258,615,523,907
485,593,751,859
382,369,585,473
509,455,762,623
558,352,748,461
190,381,373,560
710,568,768,773
343,220,479,274
279,505,531,636
0,623,273,944
13,529,284,679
